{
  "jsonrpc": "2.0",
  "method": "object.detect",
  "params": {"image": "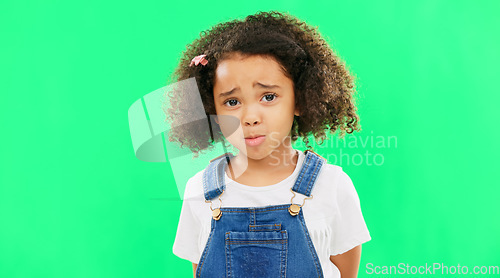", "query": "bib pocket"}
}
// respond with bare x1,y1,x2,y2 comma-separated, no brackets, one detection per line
225,230,288,278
